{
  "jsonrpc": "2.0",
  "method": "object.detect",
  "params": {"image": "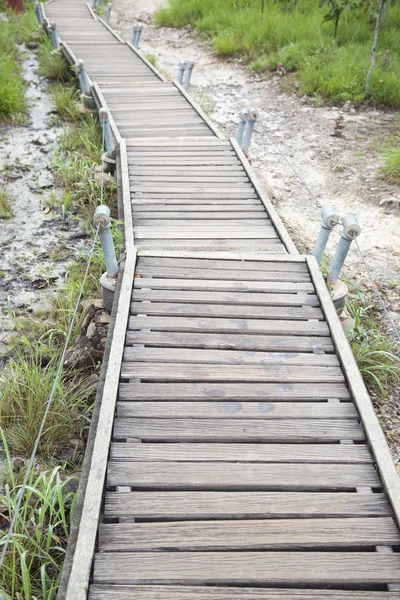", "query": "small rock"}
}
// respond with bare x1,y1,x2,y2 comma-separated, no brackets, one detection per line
13,457,25,472
93,299,105,310
86,321,97,338
379,197,400,211
26,41,39,49
97,311,111,324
